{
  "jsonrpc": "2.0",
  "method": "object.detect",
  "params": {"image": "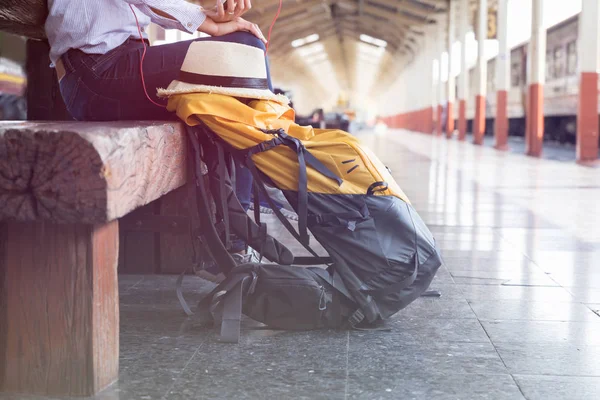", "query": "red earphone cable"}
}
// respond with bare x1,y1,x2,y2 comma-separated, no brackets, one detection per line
265,0,282,54
130,4,167,108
